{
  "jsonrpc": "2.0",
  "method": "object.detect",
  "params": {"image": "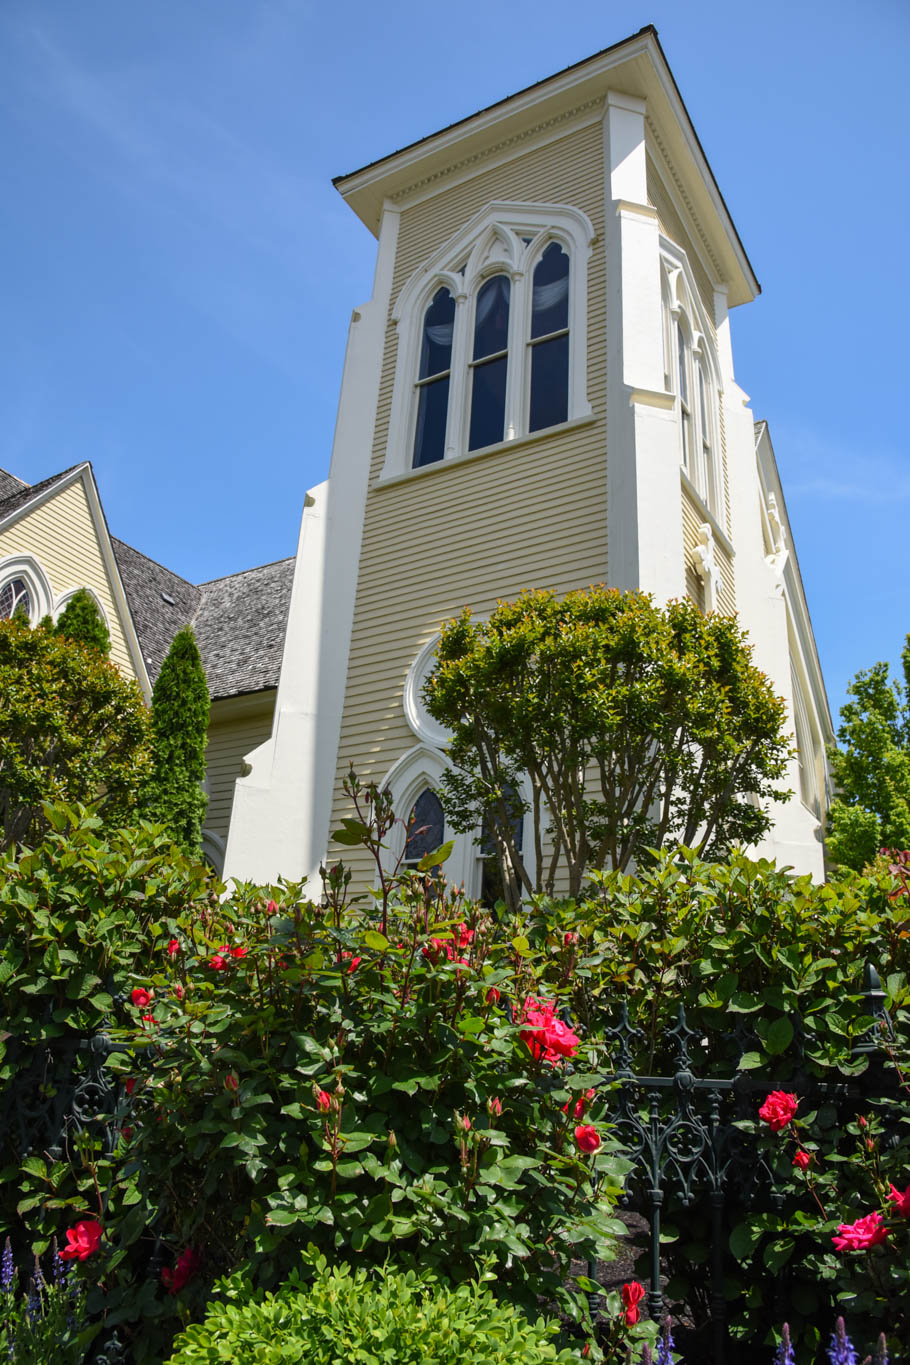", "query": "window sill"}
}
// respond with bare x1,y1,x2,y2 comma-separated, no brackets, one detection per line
679,469,735,559
375,413,598,491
